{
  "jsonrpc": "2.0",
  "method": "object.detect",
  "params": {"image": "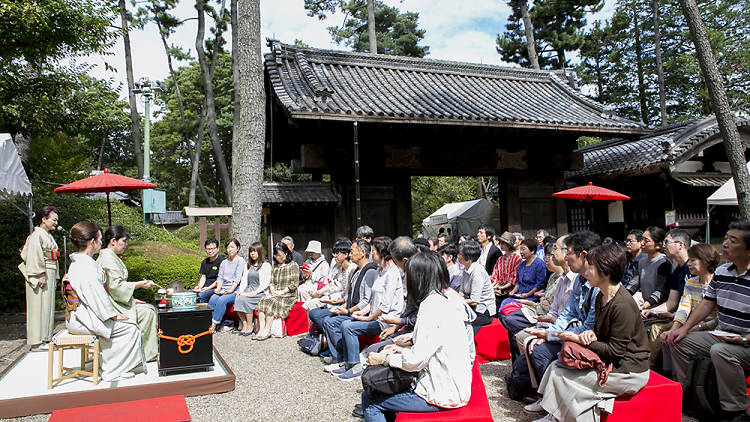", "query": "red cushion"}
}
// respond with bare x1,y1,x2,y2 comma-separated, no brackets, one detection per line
601,371,682,422
395,360,492,422
359,335,381,350
473,318,511,363
49,395,189,422
223,304,239,322
285,302,308,336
